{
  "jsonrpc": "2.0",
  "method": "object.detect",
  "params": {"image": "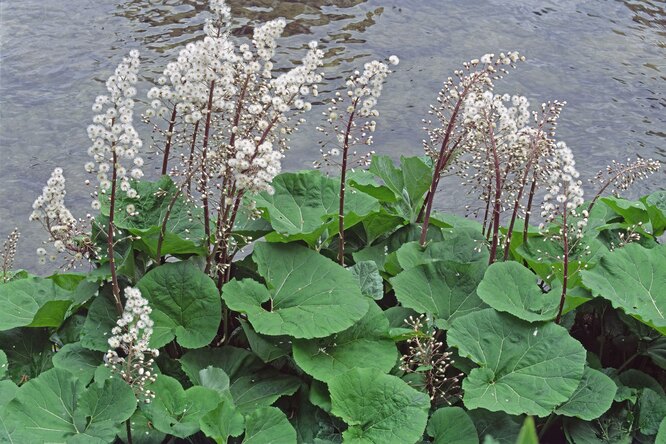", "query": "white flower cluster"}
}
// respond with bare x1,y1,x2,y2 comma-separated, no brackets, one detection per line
541,141,587,235
345,58,396,118
462,92,531,146
85,50,144,210
30,168,81,264
105,286,159,402
227,139,282,195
